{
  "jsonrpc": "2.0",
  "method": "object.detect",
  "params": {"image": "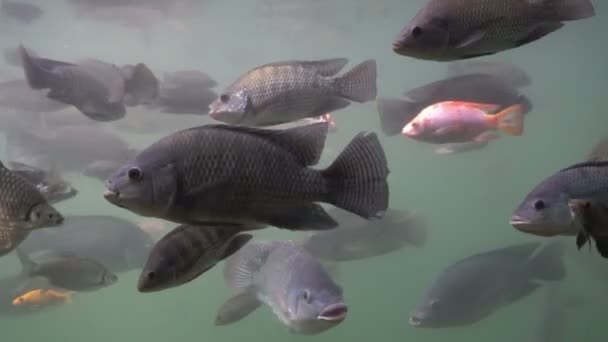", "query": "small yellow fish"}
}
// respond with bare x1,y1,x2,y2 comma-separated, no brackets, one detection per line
12,288,75,308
